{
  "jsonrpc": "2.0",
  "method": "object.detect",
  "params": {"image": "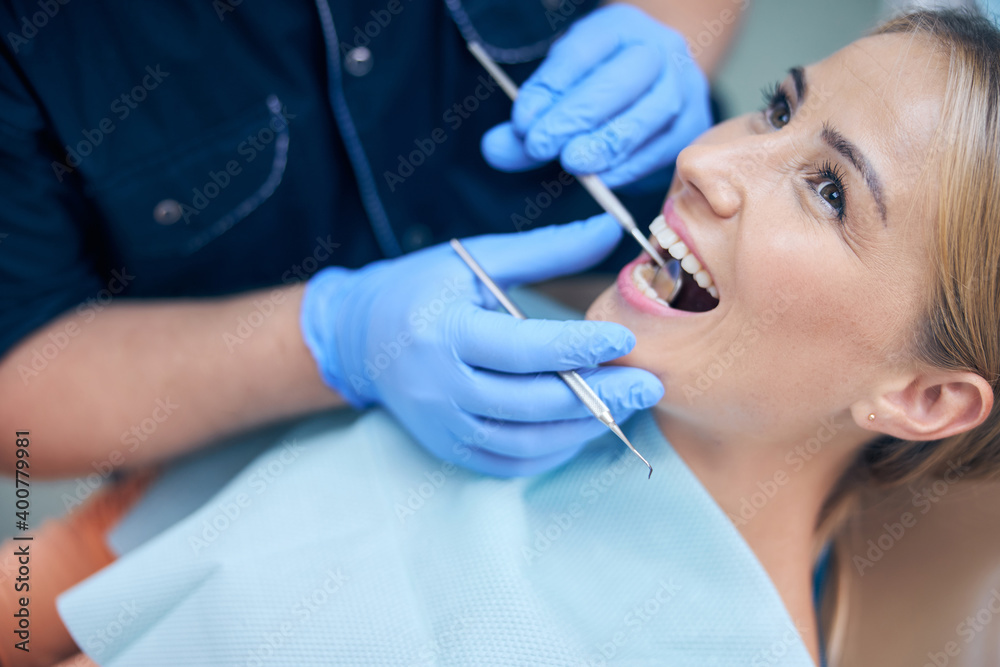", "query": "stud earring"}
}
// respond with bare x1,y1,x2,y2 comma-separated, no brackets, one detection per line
868,413,876,422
